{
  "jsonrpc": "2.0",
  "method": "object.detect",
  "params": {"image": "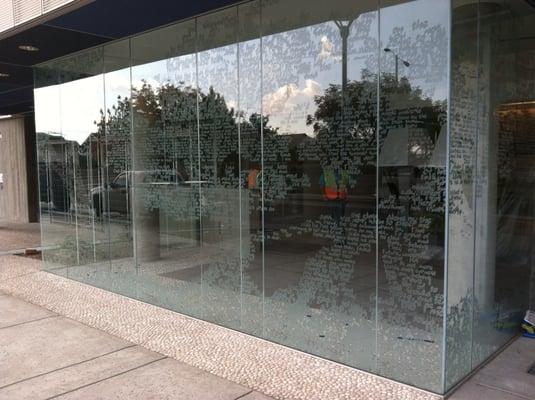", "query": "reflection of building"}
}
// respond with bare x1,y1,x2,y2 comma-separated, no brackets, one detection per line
1,0,535,397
